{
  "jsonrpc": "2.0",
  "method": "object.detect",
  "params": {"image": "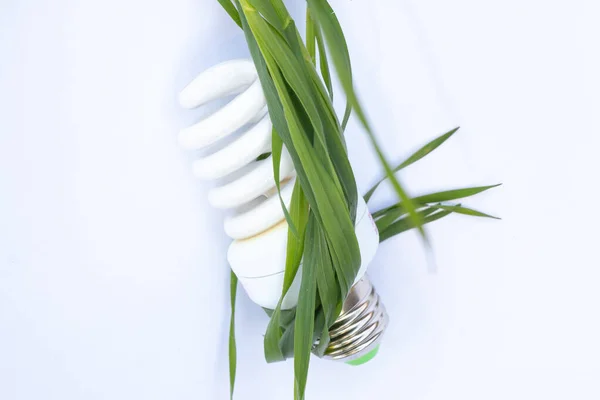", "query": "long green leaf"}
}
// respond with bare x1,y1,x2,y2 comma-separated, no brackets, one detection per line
312,220,339,357
271,128,299,237
341,101,352,132
263,181,308,363
305,8,316,64
374,203,407,227
378,202,498,242
414,184,502,204
379,209,453,243
314,23,333,99
364,127,459,202
372,184,501,219
282,183,310,294
294,216,318,400
228,271,238,400
248,0,286,33
217,0,242,27
432,204,500,219
278,307,326,359
375,206,427,233
396,127,459,170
